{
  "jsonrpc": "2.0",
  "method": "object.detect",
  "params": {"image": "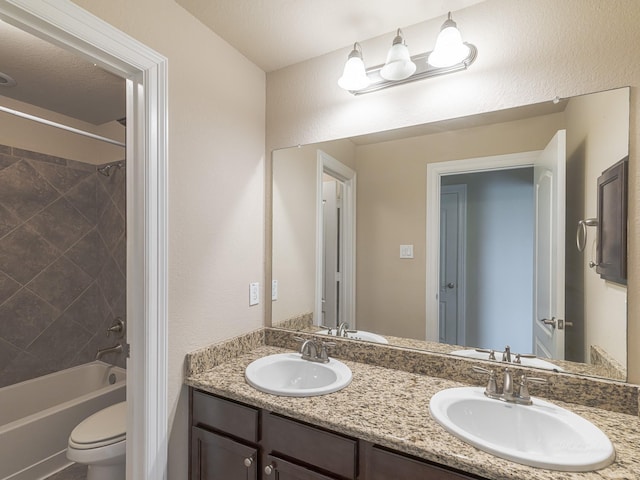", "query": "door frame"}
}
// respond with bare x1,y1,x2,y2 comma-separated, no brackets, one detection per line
426,151,539,341
315,150,356,328
0,2,169,479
